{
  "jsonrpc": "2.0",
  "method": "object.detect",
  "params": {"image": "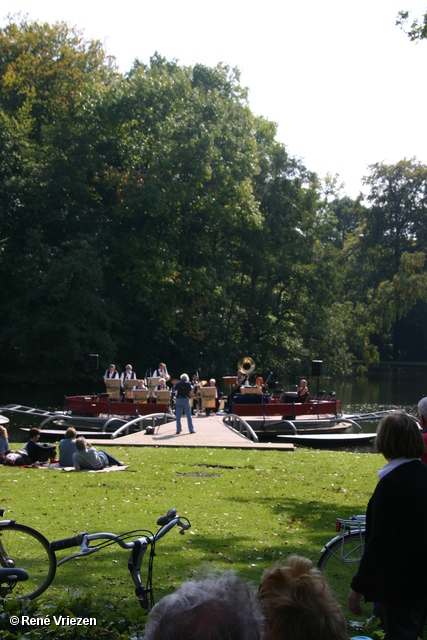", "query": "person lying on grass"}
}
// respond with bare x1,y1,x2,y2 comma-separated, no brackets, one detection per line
72,437,123,470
